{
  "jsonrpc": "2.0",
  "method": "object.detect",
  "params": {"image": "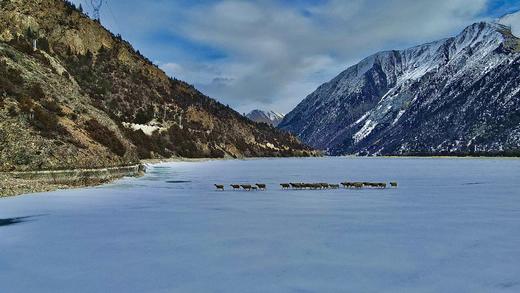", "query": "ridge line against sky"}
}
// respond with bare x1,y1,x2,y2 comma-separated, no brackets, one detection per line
71,0,520,113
